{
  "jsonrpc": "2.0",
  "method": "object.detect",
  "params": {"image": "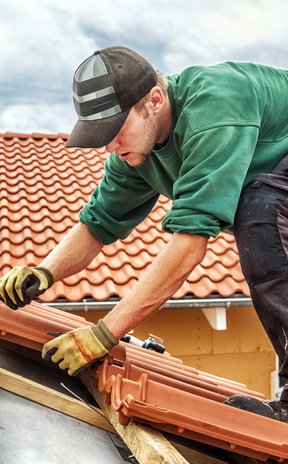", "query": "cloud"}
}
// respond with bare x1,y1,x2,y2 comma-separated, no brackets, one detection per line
0,102,75,135
0,0,287,134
